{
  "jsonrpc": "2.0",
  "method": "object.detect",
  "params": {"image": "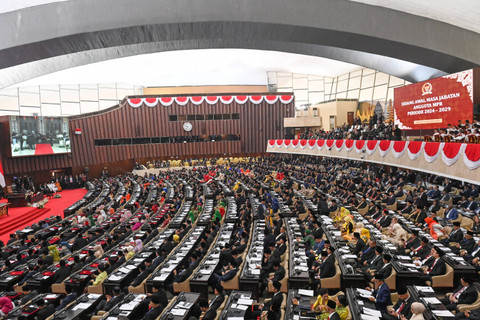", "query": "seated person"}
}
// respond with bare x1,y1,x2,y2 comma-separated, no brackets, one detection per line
35,298,56,320
384,287,414,320
310,288,330,313
142,295,163,320
245,281,283,319
0,297,13,318
323,299,341,320
440,276,478,311
418,247,446,284
198,298,217,320
365,253,392,282
404,302,426,320
317,295,349,320
56,285,78,311
365,273,392,314
94,286,124,313
91,264,108,286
